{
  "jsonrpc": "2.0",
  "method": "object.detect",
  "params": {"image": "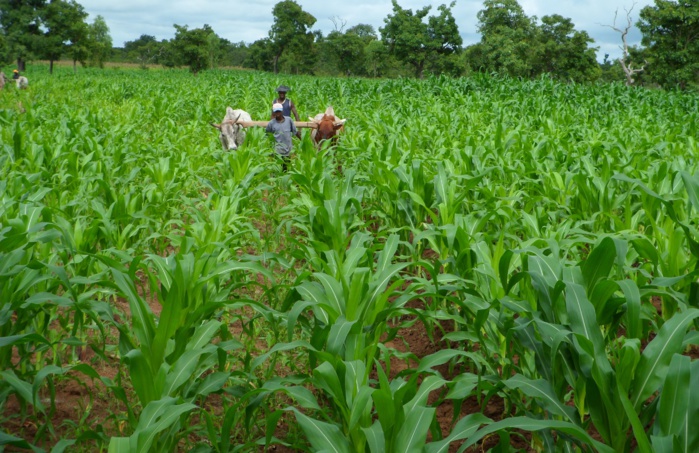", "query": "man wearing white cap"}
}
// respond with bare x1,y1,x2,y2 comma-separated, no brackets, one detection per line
266,103,297,171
